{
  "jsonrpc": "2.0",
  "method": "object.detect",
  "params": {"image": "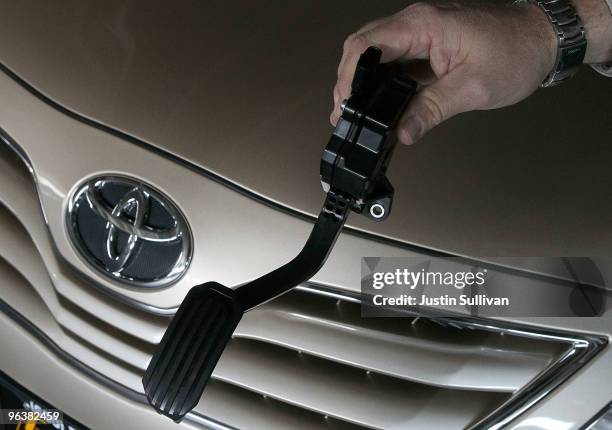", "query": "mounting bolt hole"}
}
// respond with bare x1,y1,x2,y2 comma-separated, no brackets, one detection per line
369,204,385,219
